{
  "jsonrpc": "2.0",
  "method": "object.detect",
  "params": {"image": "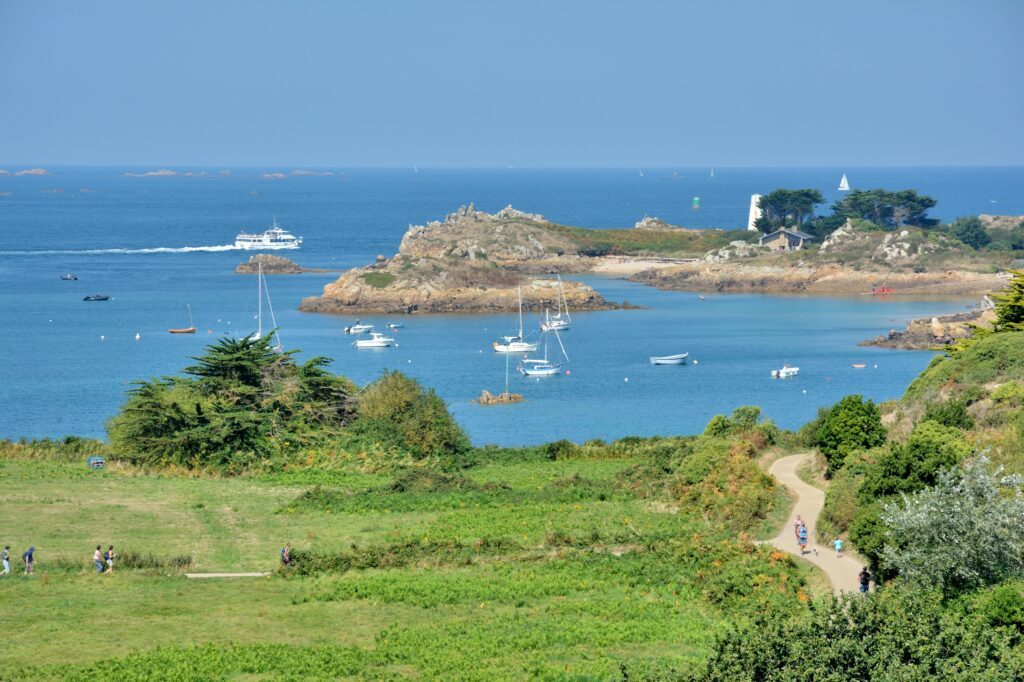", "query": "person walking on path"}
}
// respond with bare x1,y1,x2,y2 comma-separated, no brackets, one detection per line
858,567,871,593
93,545,104,573
280,542,291,568
833,537,843,558
793,515,803,544
797,524,808,555
22,547,35,575
105,545,116,573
